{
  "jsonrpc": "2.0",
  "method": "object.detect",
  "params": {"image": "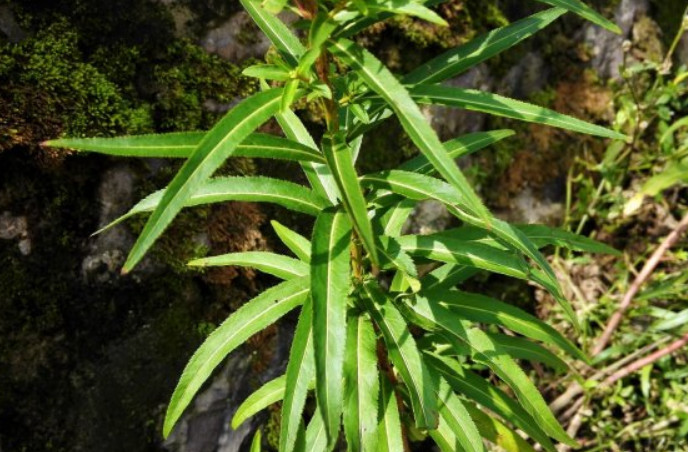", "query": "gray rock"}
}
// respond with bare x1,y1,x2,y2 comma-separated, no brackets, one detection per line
497,52,547,99
81,166,136,283
582,0,649,79
0,211,30,255
0,5,27,43
201,11,273,62
428,64,494,139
